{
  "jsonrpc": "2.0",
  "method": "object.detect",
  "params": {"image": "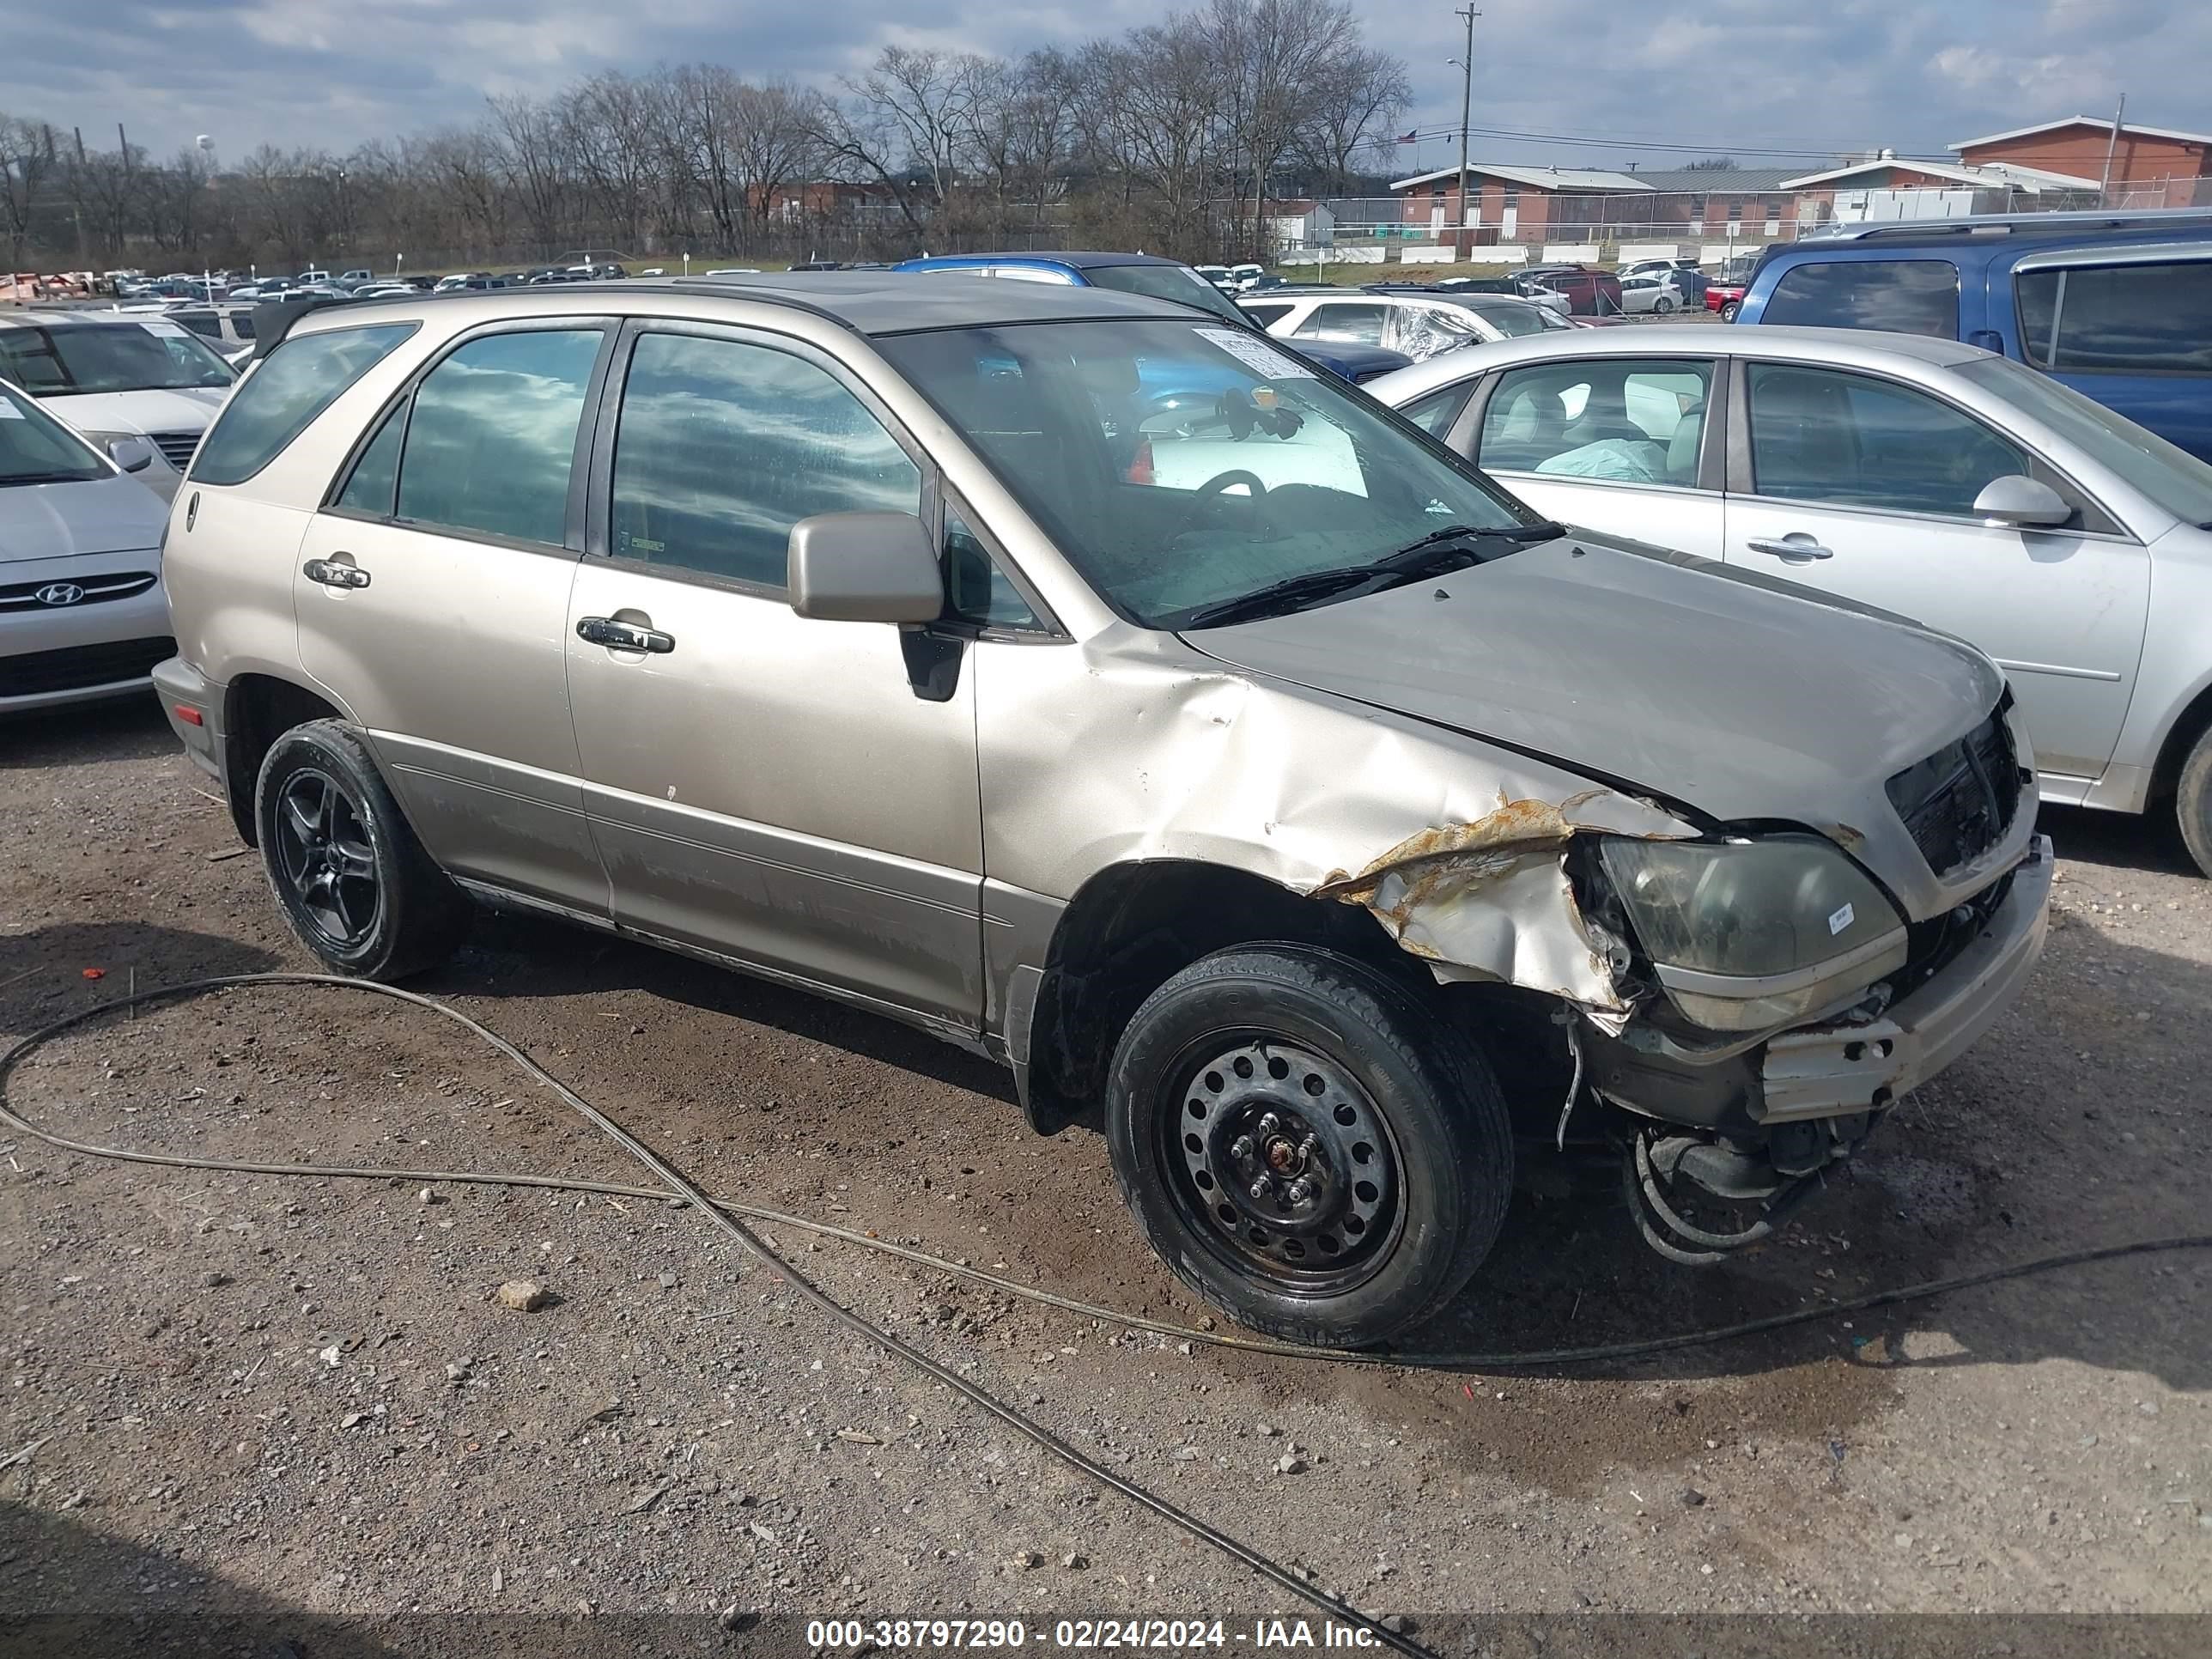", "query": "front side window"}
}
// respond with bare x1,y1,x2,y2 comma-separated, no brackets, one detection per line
1747,363,2030,518
1956,355,2212,526
192,322,415,486
1479,358,1714,486
397,328,603,546
0,320,236,397
1761,258,1960,338
877,318,1535,630
0,380,109,485
2016,261,2212,373
608,331,921,589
